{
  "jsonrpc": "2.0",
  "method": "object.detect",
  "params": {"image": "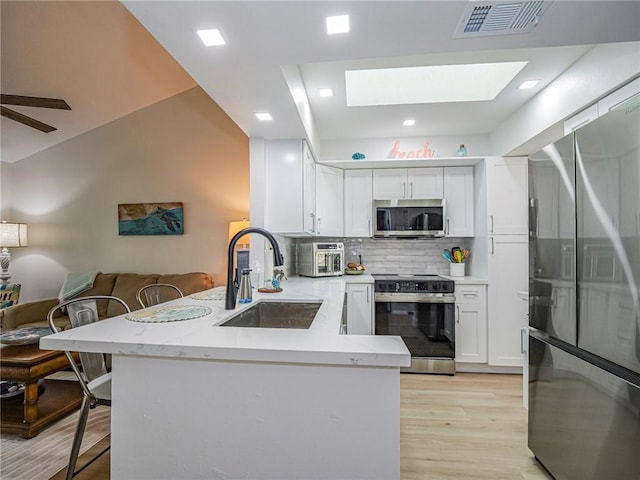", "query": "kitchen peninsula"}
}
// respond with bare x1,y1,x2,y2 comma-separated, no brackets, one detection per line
40,276,410,480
